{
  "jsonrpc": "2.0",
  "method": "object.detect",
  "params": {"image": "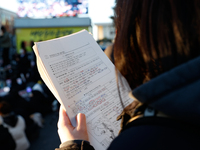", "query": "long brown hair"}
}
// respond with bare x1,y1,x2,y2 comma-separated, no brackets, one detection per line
114,0,200,89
